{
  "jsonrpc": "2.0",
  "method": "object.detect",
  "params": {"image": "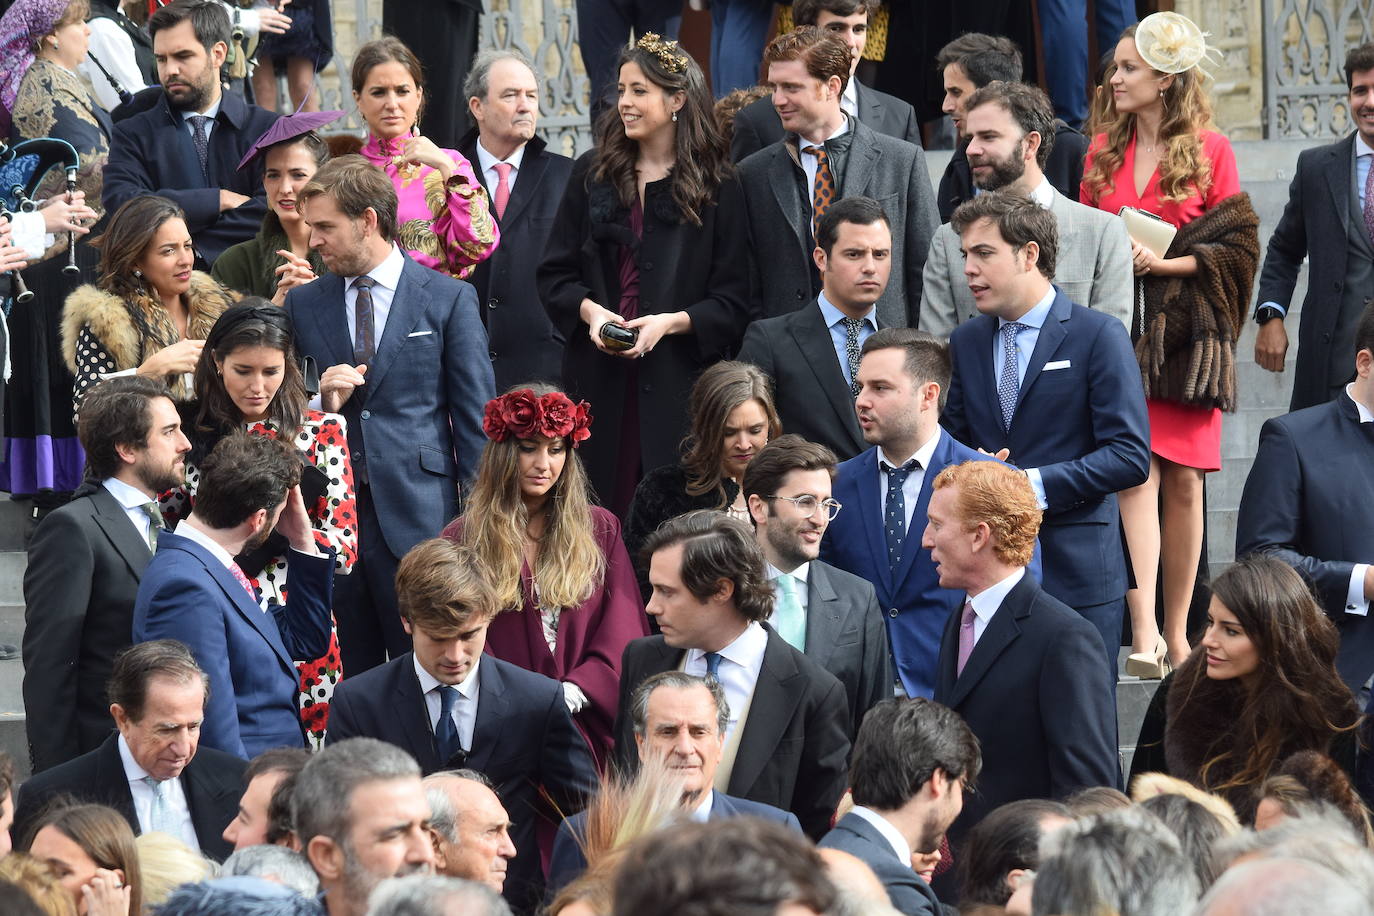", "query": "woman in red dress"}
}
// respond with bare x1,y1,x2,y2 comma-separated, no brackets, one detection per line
1081,13,1259,674
442,386,649,769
